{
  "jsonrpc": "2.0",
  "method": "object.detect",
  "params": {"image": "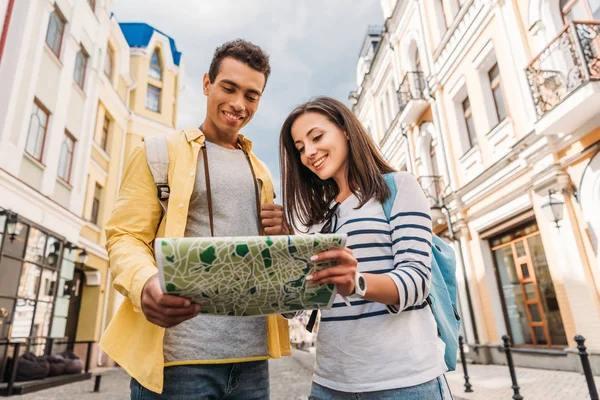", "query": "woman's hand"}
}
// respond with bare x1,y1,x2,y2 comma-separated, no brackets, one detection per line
307,248,357,297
